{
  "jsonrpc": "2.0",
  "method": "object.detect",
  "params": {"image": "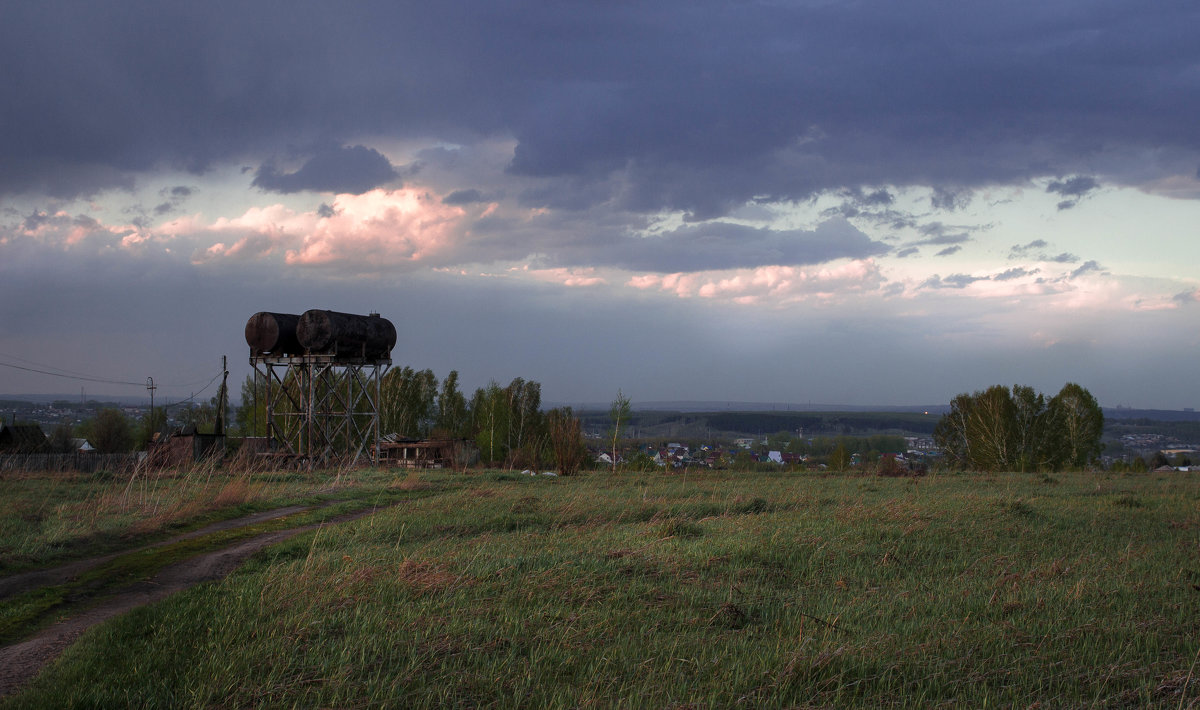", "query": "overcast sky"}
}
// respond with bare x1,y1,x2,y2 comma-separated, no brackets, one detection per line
1,1,1198,409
